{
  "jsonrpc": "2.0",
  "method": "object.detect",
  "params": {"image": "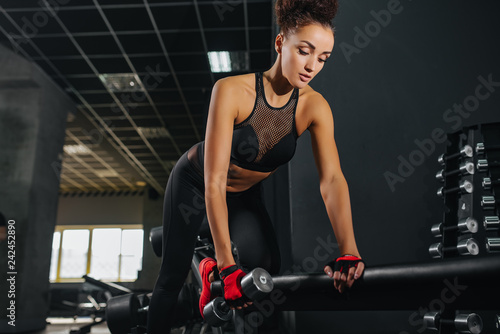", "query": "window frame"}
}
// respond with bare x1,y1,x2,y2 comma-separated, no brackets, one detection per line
51,224,143,283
